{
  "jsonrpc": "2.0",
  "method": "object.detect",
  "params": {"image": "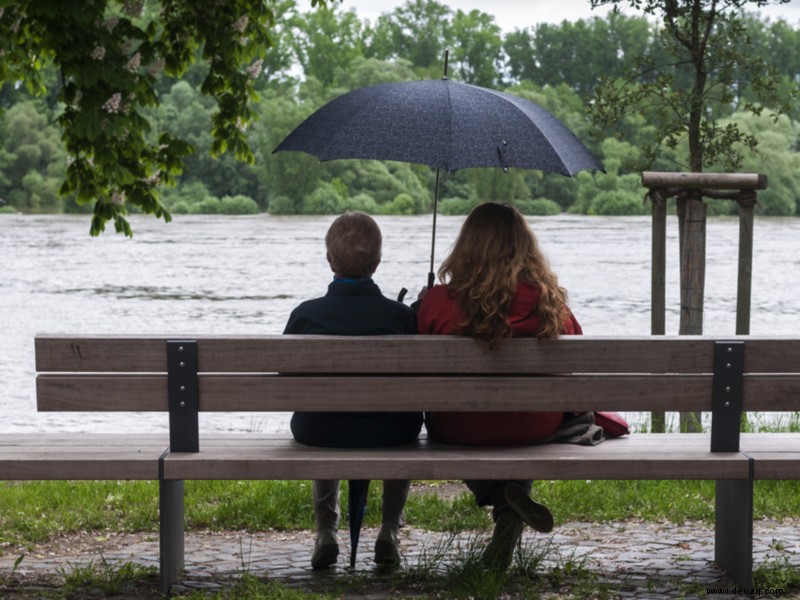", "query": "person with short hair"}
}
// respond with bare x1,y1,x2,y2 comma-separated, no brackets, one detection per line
284,211,423,570
416,202,583,571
